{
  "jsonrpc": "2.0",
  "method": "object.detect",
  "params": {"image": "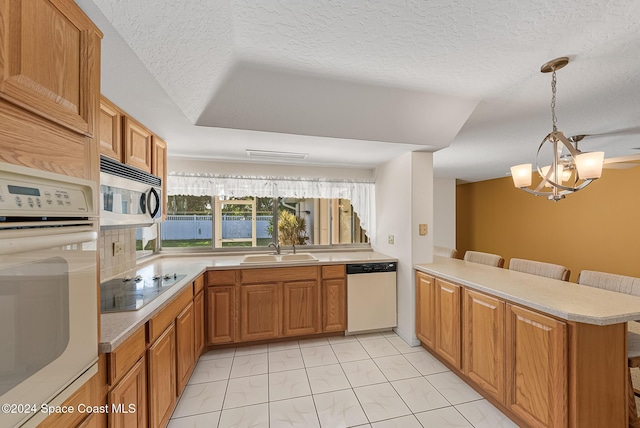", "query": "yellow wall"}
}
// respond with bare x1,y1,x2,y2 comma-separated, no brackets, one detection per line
456,166,640,282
